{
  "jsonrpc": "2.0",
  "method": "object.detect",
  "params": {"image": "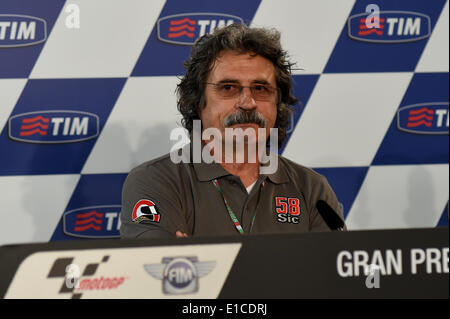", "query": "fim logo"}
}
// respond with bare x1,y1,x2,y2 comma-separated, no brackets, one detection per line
397,102,449,135
157,13,244,45
47,255,126,299
348,5,431,43
0,14,47,47
8,110,99,144
144,256,215,295
63,205,121,239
